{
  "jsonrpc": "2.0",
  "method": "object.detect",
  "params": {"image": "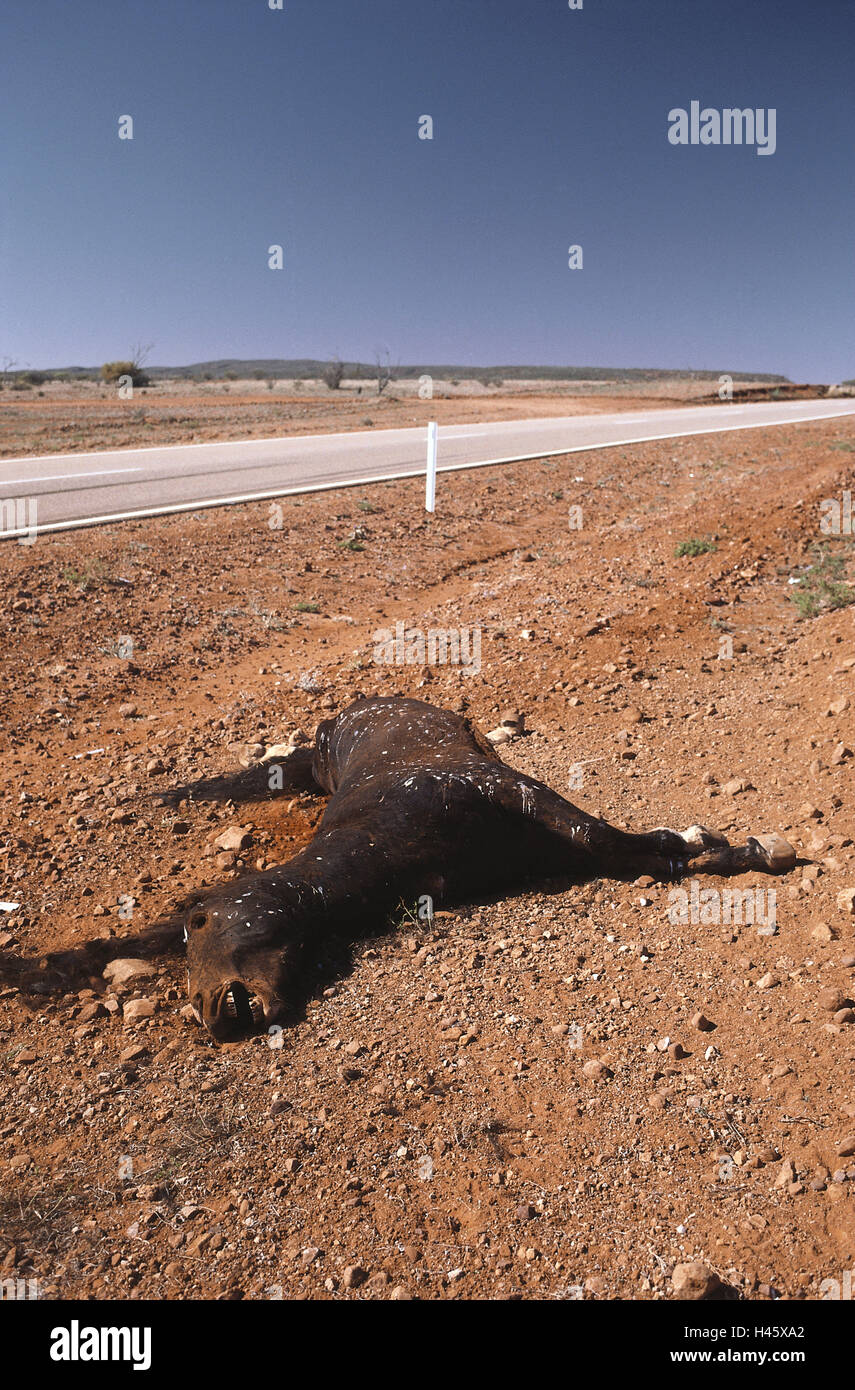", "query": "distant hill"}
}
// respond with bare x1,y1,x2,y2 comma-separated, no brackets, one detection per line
40,359,792,384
